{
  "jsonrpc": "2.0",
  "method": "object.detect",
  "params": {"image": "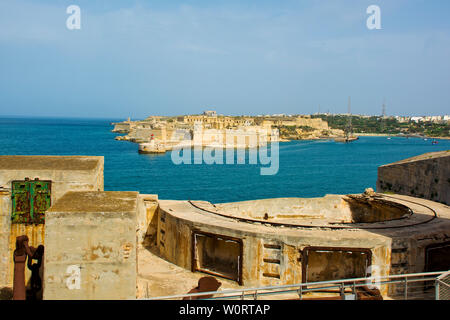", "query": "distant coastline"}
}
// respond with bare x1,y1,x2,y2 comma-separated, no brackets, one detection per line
1,117,450,203
355,133,450,140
